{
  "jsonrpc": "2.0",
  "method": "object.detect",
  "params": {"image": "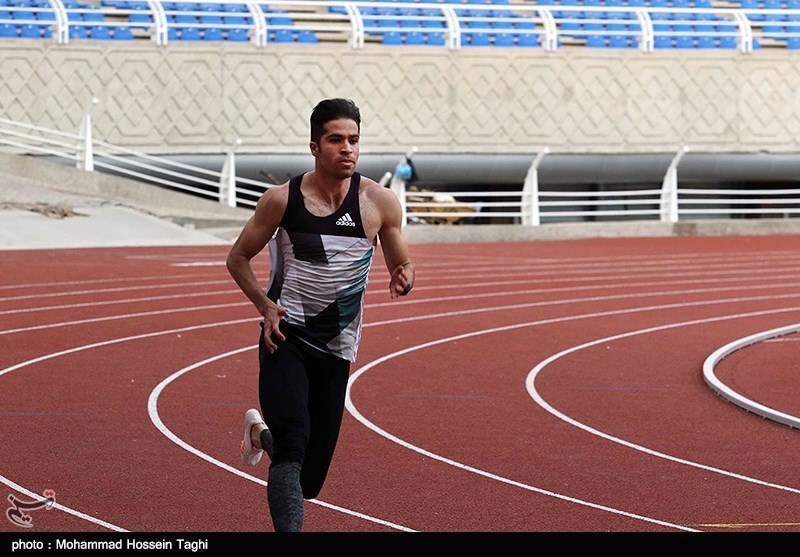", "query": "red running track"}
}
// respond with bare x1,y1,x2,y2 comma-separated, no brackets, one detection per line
2,234,800,535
